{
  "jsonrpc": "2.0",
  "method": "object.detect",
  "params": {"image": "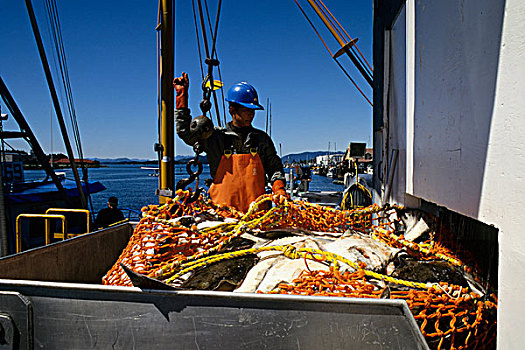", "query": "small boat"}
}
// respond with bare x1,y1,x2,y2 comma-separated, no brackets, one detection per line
140,166,159,177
